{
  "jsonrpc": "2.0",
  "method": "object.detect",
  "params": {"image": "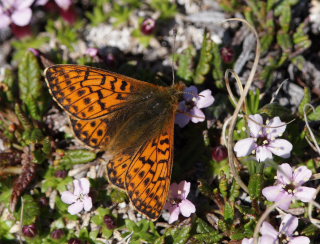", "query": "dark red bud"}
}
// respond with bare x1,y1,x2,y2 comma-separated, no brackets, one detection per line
55,170,68,178
141,18,156,35
22,224,37,238
51,229,65,239
221,47,235,64
68,238,82,244
104,215,116,229
212,145,228,162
